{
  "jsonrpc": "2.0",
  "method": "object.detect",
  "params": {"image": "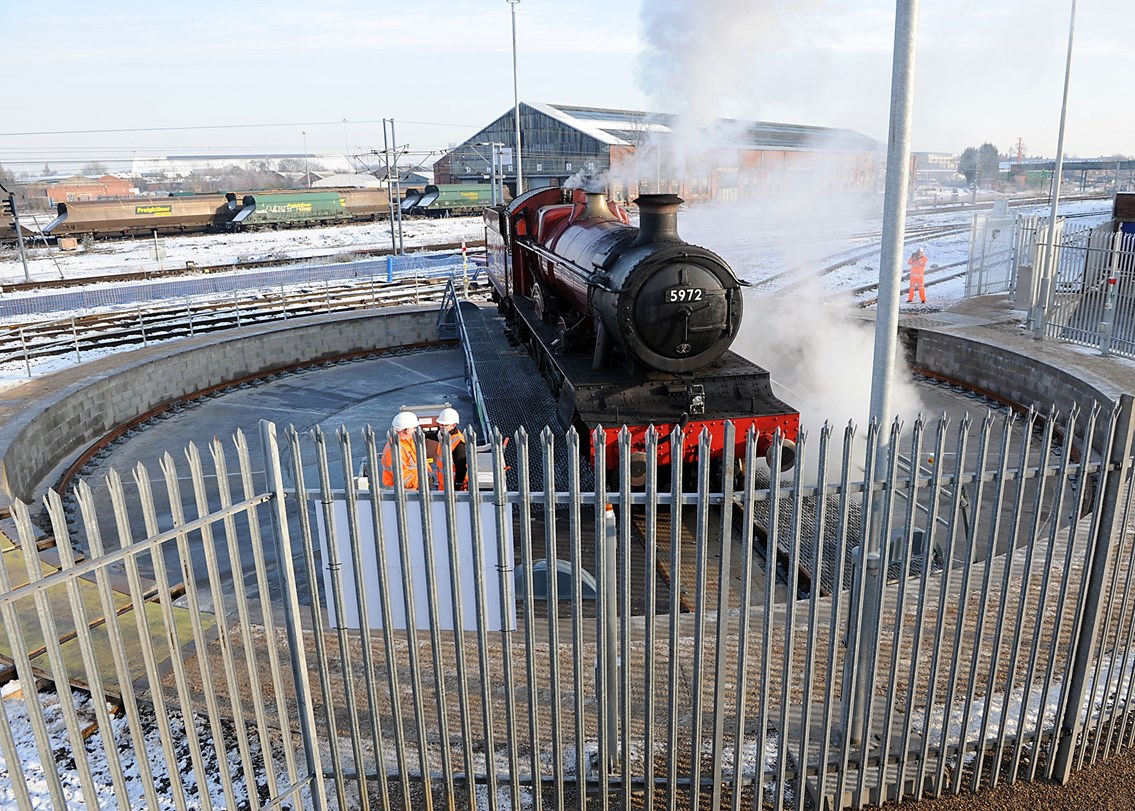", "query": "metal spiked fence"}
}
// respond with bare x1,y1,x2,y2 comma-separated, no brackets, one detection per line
0,399,1134,809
